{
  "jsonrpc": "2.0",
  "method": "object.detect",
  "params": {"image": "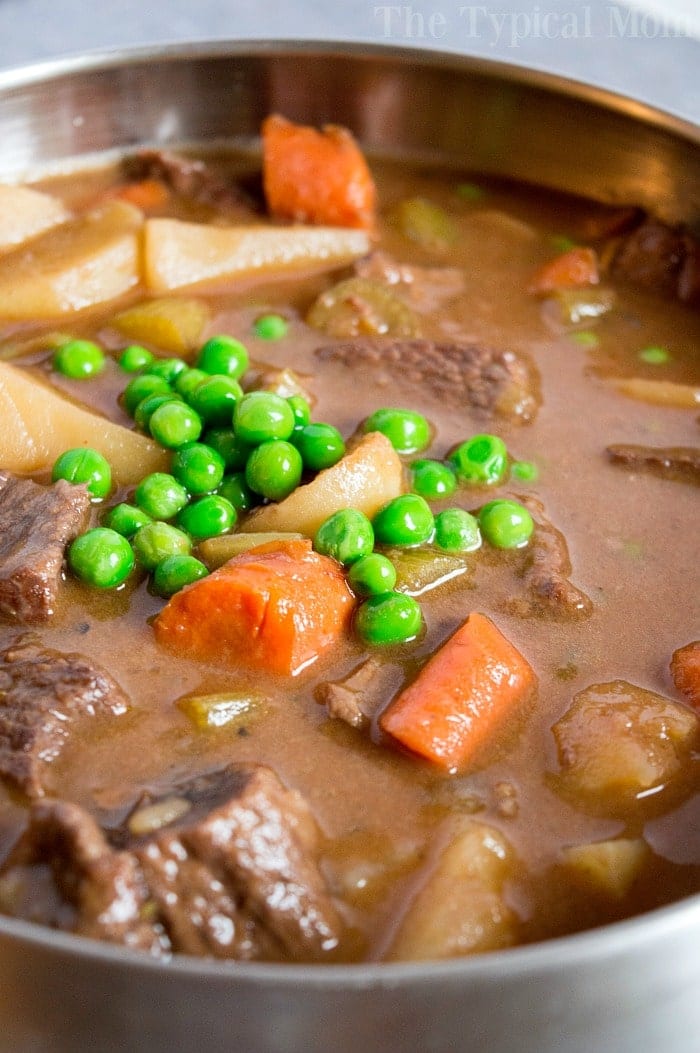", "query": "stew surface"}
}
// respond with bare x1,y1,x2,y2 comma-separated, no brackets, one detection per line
0,122,697,964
